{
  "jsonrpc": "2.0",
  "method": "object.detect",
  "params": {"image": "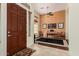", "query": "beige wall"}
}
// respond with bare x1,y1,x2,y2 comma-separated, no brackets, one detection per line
0,4,1,47
65,5,69,39
0,4,1,43
40,10,65,37
69,3,79,56
34,10,40,34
